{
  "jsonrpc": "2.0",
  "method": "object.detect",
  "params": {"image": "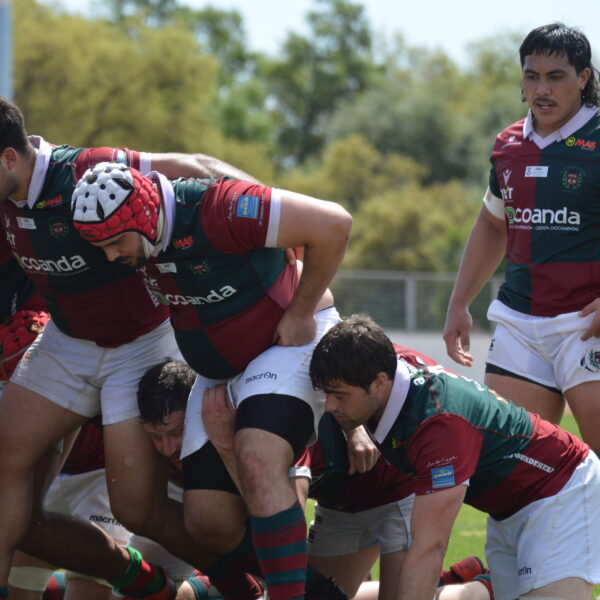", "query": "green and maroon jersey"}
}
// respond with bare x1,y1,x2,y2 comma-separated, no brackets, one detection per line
0,232,42,321
143,176,297,378
371,349,588,520
297,411,415,513
489,107,600,316
0,137,167,346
